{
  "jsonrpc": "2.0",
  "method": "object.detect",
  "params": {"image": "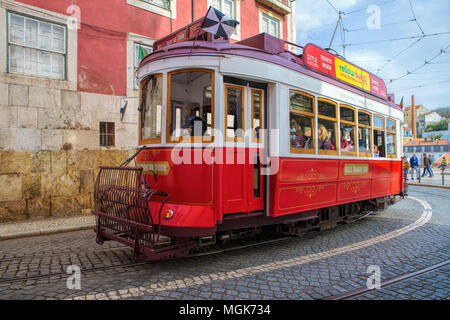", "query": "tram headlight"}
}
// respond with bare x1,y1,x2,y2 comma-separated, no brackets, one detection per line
163,209,174,220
